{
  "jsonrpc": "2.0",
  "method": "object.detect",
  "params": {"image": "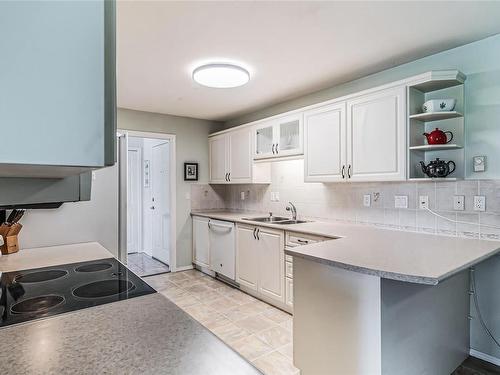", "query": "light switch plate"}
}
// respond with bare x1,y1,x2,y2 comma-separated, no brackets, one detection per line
240,191,245,200
363,194,371,207
473,196,486,211
274,192,280,202
419,195,429,210
394,195,408,209
270,192,275,202
453,195,465,211
473,156,486,172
